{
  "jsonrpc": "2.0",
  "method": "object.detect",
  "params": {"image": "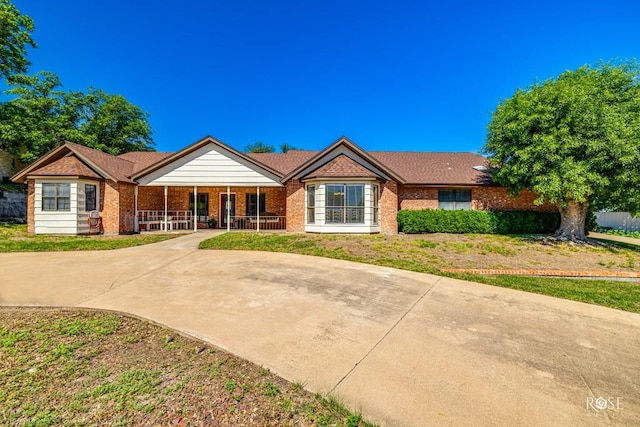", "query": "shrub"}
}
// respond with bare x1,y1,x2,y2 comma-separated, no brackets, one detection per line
397,209,560,234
